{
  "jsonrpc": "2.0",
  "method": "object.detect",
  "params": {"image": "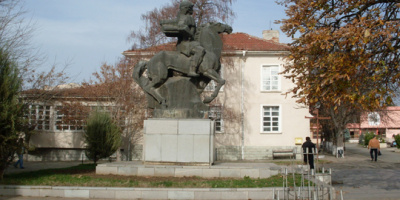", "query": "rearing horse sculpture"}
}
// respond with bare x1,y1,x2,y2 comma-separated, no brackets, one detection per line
133,22,232,108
